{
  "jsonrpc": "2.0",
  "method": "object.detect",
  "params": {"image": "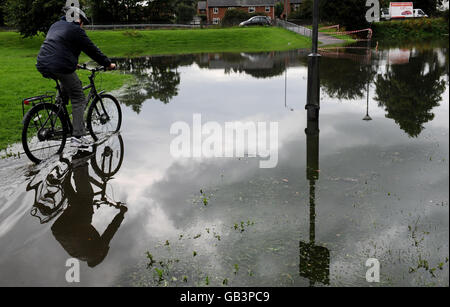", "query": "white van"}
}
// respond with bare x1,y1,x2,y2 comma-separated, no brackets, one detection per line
413,9,428,18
